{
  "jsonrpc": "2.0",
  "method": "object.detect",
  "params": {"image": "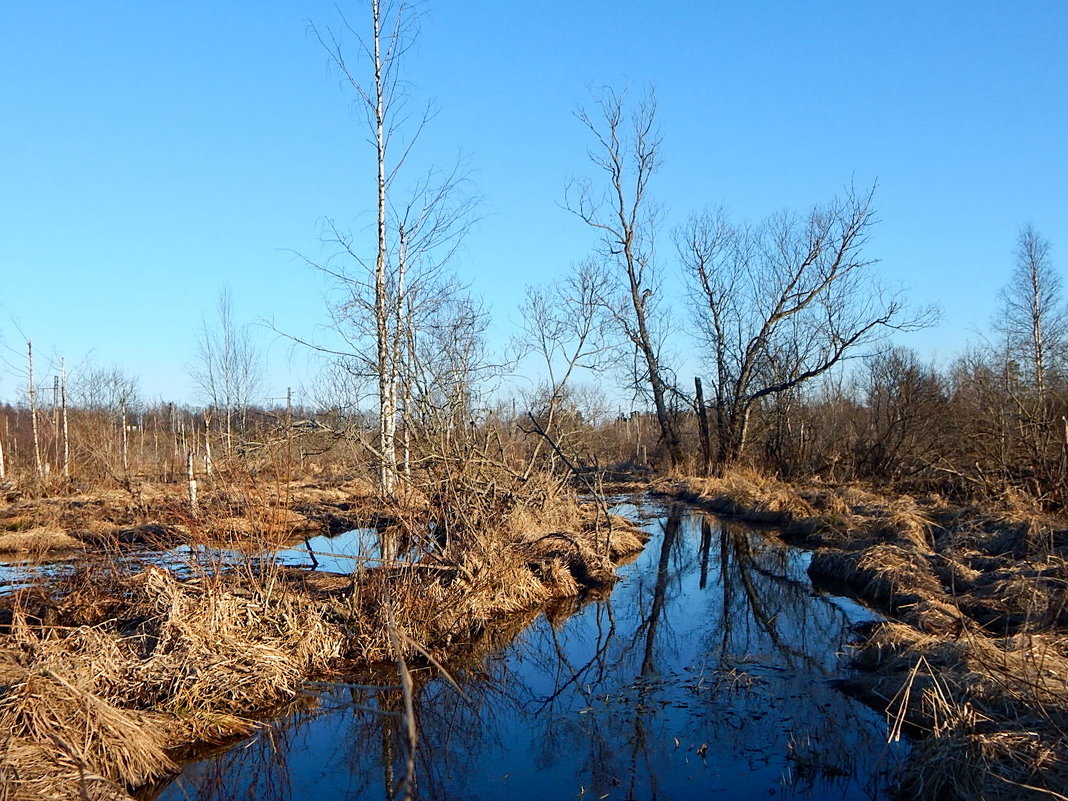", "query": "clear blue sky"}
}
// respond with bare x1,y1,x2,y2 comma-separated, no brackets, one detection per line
3,1,1066,405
